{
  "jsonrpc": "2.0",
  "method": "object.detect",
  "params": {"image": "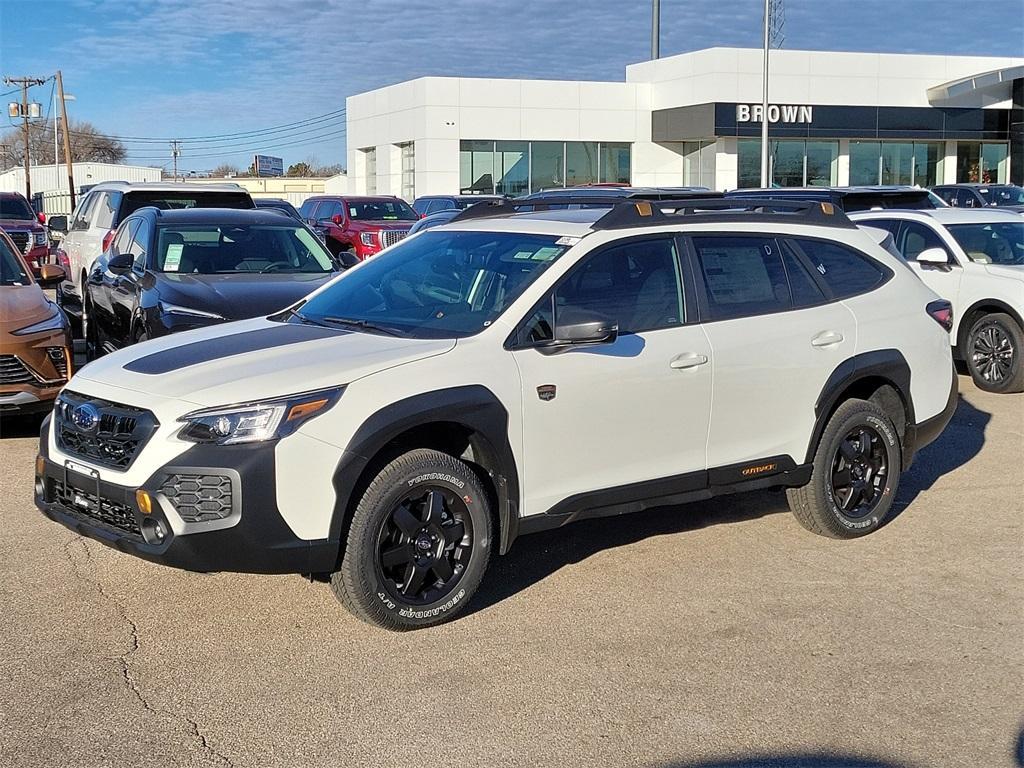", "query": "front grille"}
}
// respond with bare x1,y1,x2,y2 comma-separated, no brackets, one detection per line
379,230,408,249
0,355,37,385
160,473,234,522
8,231,29,254
50,477,142,538
55,391,158,470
